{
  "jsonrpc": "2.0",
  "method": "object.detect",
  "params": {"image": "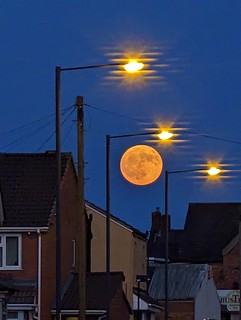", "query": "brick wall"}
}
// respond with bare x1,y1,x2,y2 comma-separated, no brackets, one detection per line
0,232,38,279
211,242,239,289
110,285,131,320
157,301,194,320
41,161,79,320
